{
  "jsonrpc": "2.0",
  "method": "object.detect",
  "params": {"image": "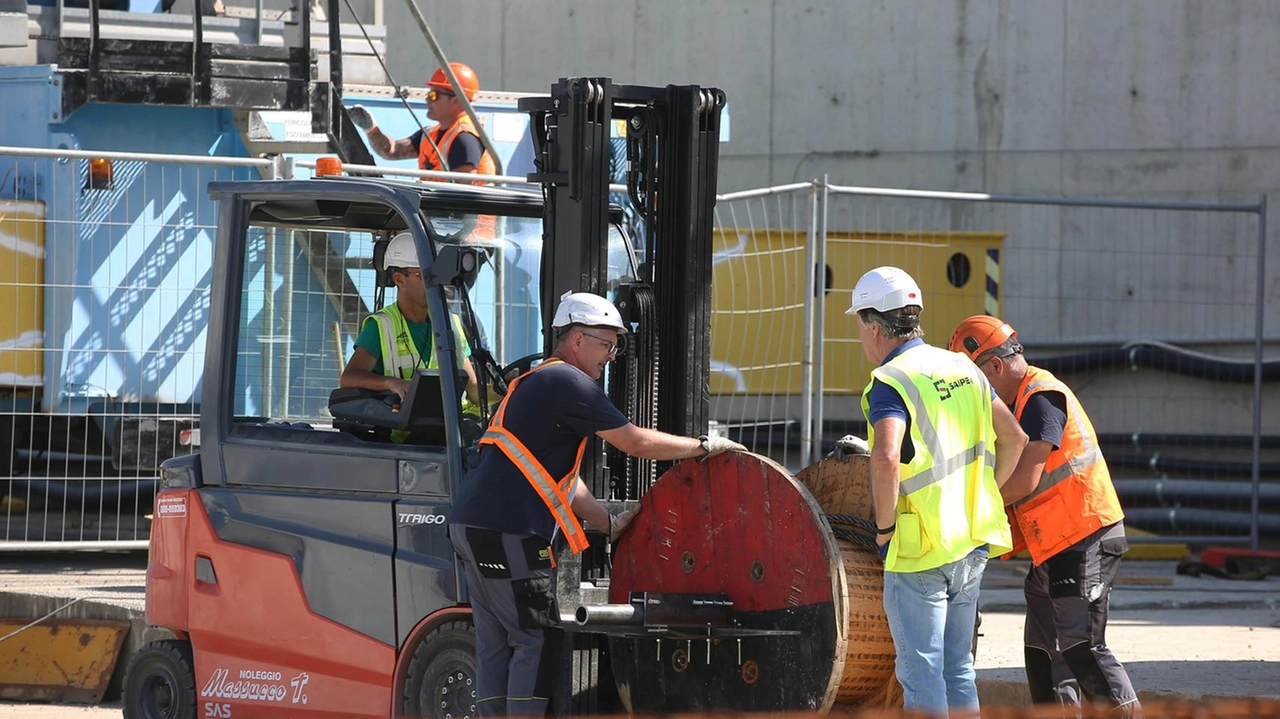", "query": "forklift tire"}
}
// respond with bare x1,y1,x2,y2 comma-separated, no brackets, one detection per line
122,639,197,719
403,621,478,719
